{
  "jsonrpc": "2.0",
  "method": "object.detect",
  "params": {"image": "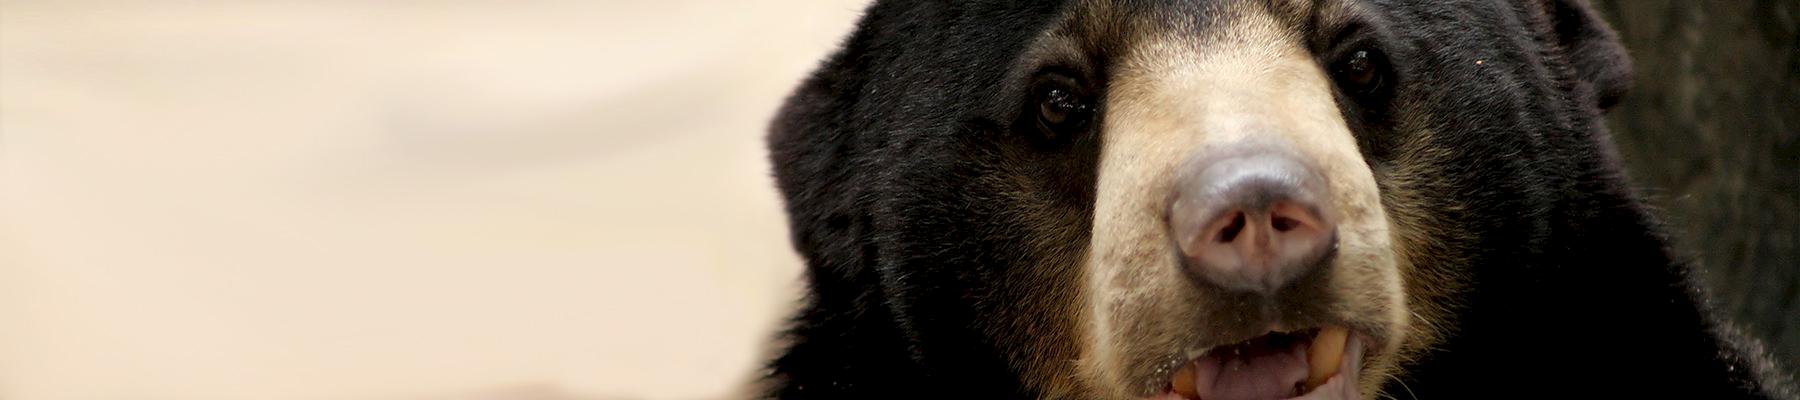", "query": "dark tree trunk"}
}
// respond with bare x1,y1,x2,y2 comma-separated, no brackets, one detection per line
1594,0,1800,380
